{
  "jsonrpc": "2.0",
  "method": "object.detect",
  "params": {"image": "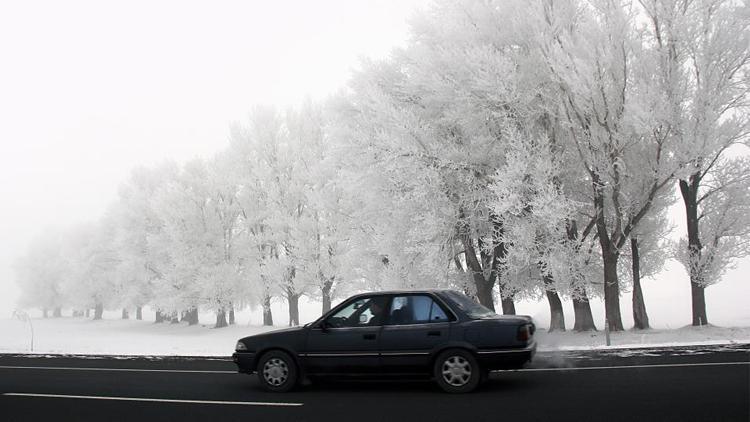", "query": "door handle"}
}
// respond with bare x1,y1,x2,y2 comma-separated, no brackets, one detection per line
363,333,377,340
427,330,441,336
